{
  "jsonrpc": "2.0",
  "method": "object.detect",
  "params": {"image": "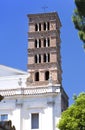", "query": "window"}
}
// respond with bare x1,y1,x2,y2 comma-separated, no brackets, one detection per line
43,54,46,62
39,55,41,63
31,113,39,129
1,114,8,121
35,39,37,48
43,22,50,31
35,23,41,31
35,72,39,81
35,55,37,63
35,54,41,63
35,24,38,31
48,38,50,47
35,39,41,48
43,22,46,30
43,53,50,63
45,71,49,80
39,39,41,47
44,38,50,47
47,22,50,30
44,39,46,47
39,23,41,31
48,53,50,62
